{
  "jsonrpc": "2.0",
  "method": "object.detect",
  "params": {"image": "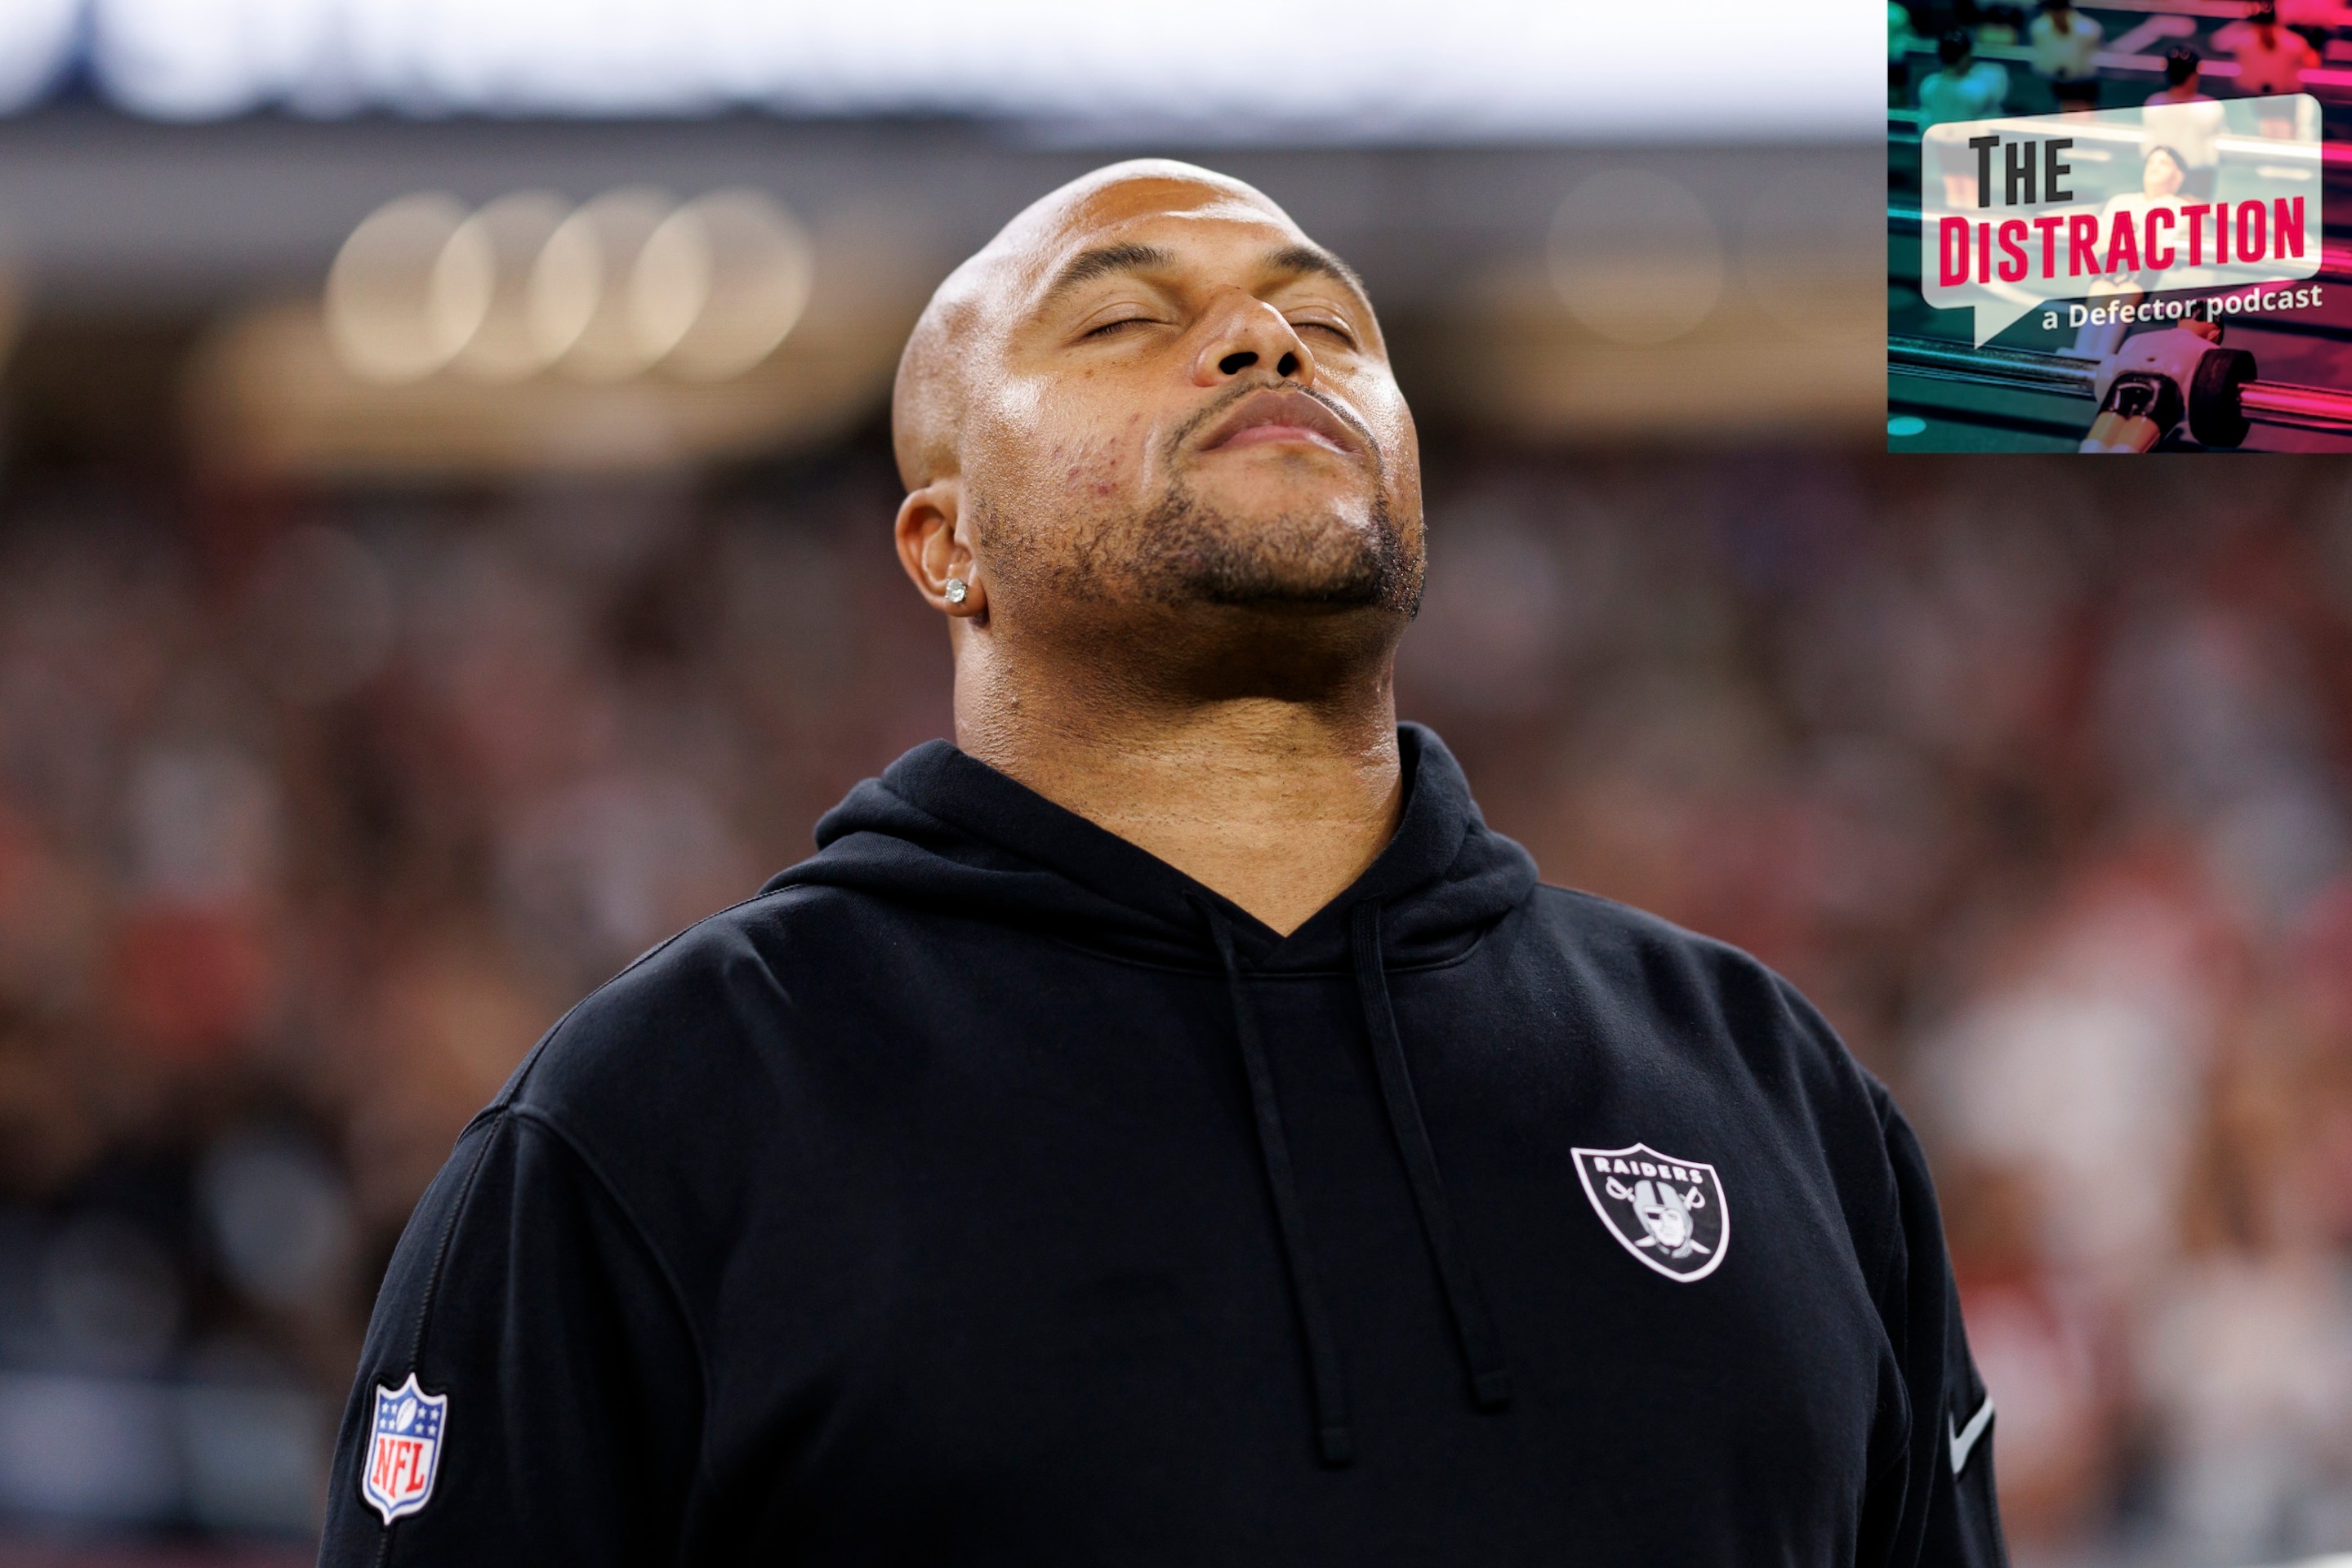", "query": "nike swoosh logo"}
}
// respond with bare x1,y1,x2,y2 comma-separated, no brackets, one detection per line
1949,1396,1993,1475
